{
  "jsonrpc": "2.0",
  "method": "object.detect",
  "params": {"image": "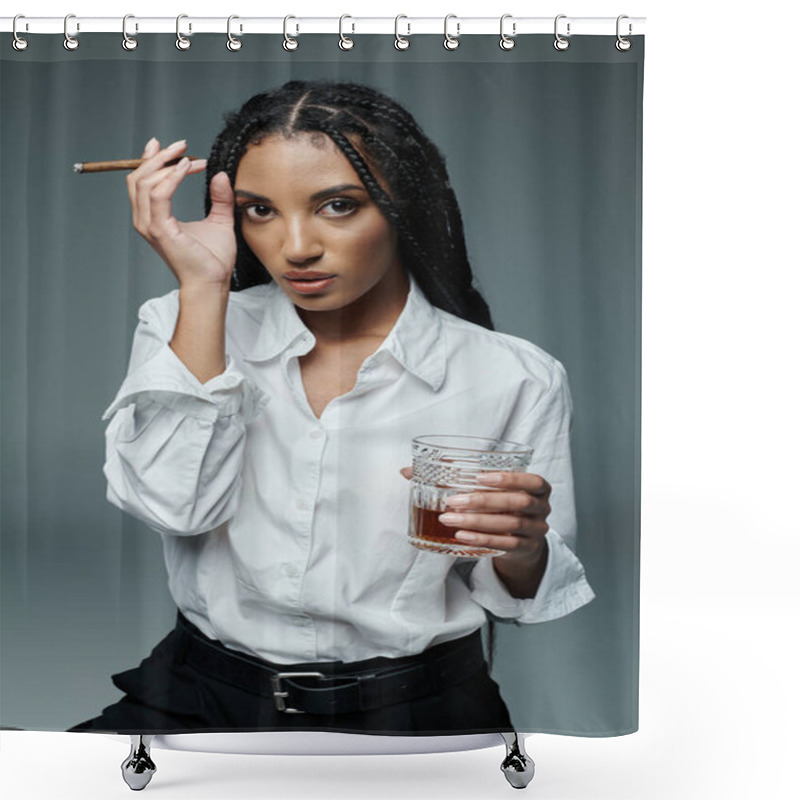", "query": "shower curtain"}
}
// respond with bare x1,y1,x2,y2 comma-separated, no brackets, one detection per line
0,29,643,737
